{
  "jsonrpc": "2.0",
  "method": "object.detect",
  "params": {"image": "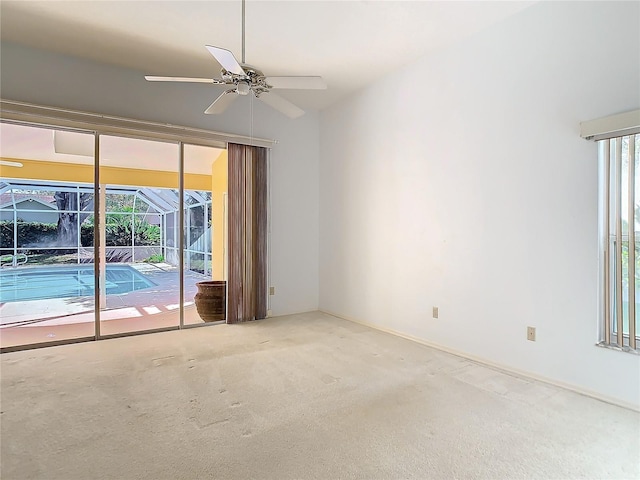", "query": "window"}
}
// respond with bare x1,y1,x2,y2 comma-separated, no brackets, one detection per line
600,134,640,350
